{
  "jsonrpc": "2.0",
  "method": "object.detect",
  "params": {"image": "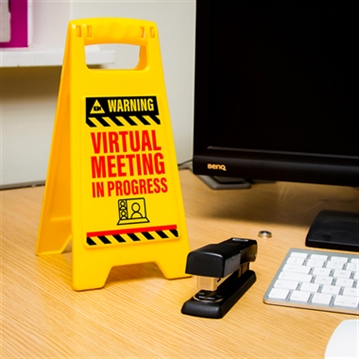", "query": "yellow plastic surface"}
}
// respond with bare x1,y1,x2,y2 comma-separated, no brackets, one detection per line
36,18,190,290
